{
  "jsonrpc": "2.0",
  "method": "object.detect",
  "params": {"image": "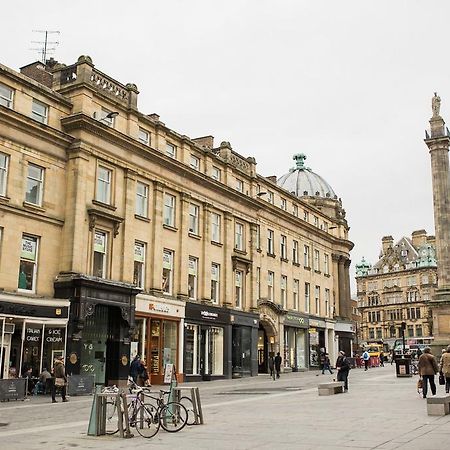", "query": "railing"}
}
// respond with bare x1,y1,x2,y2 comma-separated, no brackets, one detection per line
90,70,129,101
